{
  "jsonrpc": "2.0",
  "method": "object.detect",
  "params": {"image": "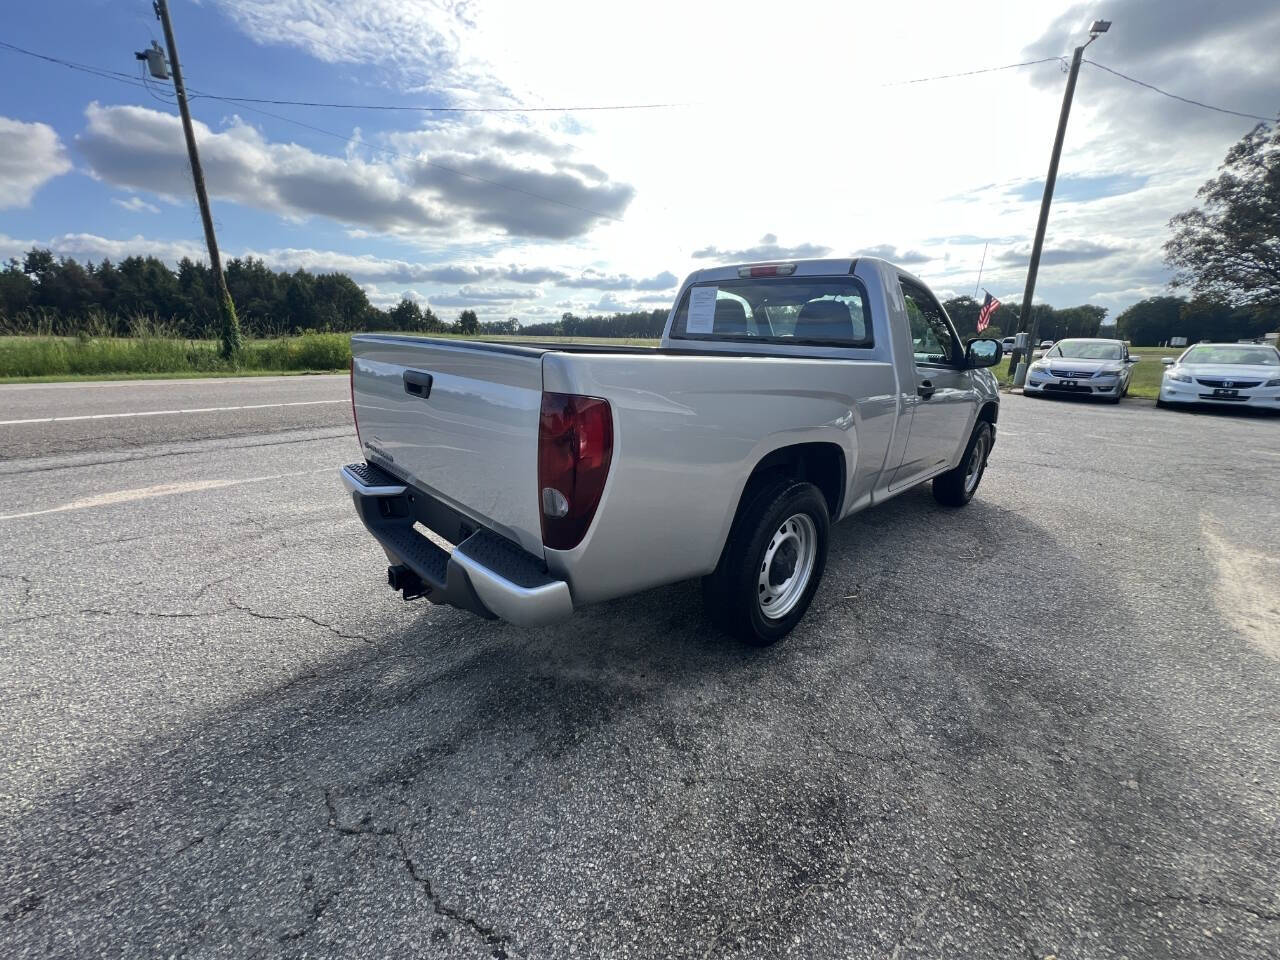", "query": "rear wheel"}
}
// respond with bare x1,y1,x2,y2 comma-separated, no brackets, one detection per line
932,422,992,507
703,480,830,646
